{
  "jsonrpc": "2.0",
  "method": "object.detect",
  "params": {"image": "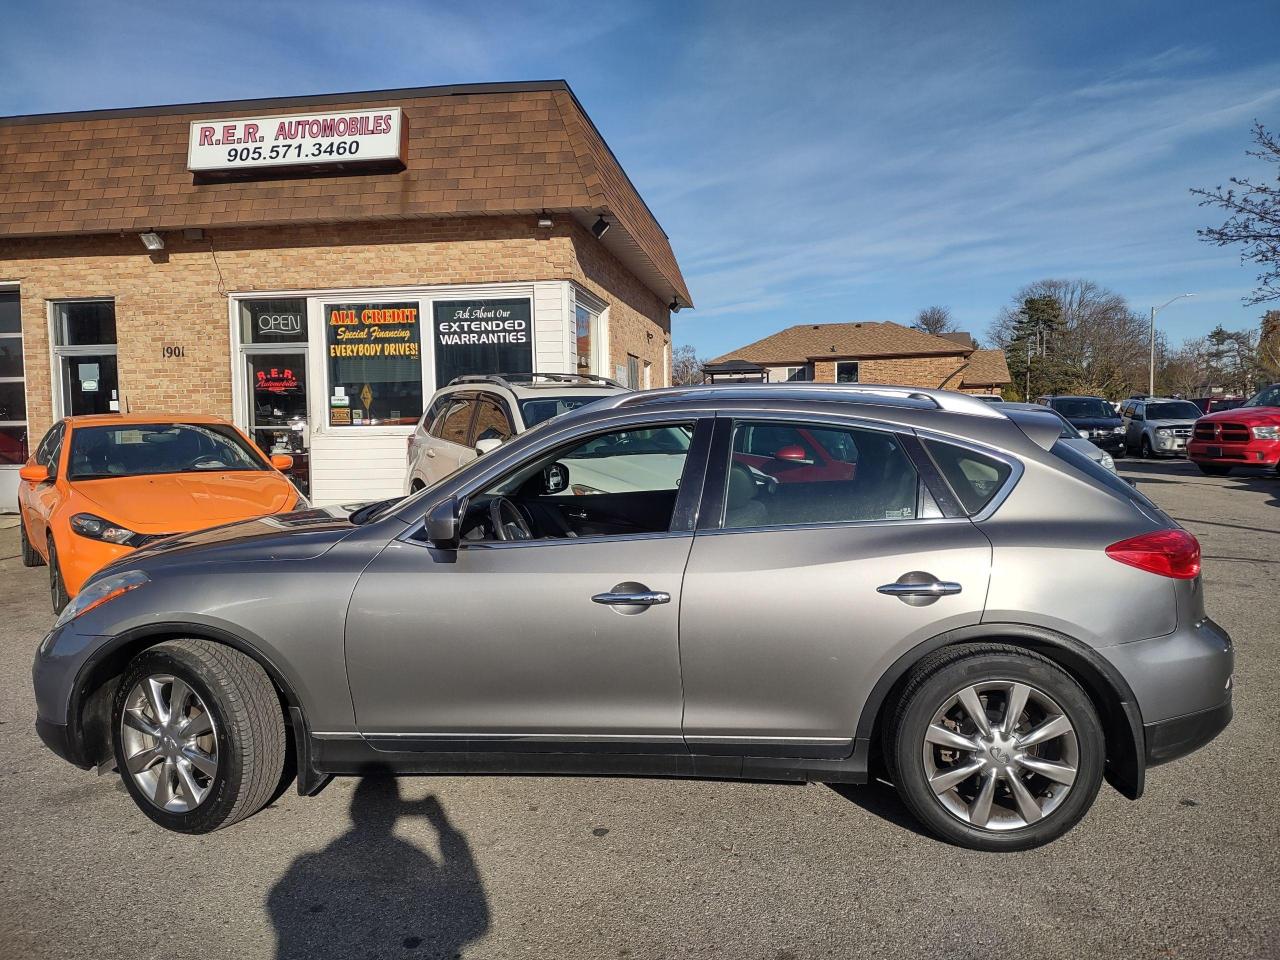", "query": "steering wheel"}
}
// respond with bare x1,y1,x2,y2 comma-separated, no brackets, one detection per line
489,497,533,541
